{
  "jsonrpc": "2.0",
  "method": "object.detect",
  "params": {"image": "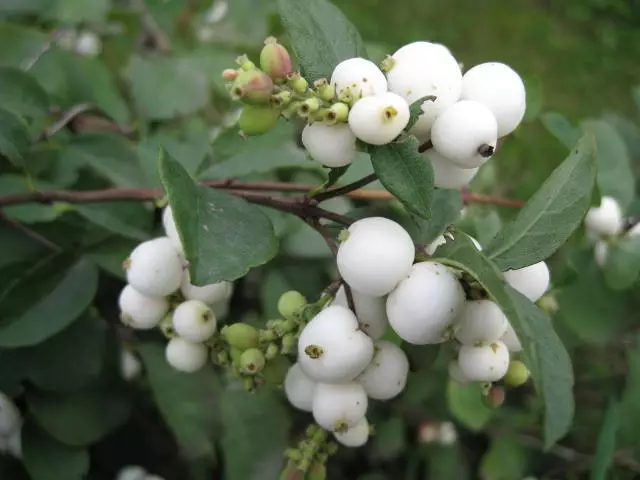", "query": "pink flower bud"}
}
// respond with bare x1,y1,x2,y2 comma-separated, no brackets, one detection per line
260,37,293,81
222,68,238,80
